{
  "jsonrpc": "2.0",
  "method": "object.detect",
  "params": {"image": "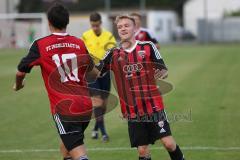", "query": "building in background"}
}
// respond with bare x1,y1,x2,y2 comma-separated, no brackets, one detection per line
0,0,19,13
0,0,184,48
147,11,177,43
4,0,240,47
184,0,240,36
